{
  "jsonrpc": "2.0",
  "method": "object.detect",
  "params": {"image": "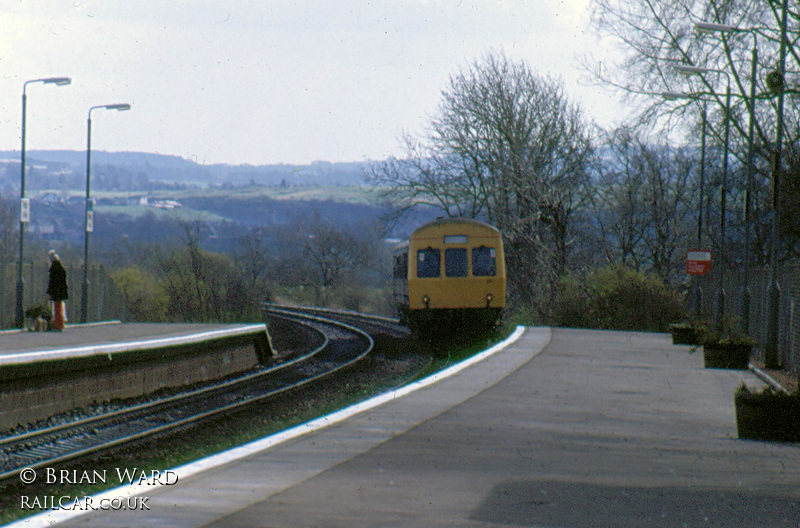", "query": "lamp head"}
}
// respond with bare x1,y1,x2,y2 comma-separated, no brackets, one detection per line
695,22,737,34
661,91,685,100
45,77,72,86
676,65,710,76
